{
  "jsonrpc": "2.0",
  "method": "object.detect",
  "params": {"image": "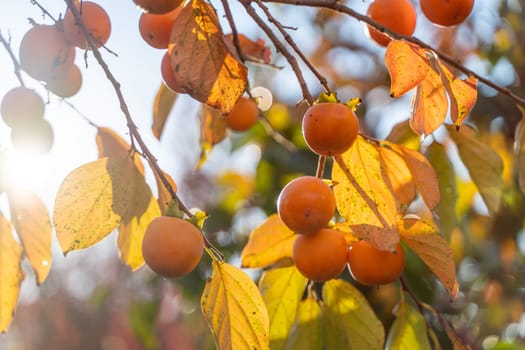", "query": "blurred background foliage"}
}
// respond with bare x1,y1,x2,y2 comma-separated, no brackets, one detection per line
2,0,525,349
